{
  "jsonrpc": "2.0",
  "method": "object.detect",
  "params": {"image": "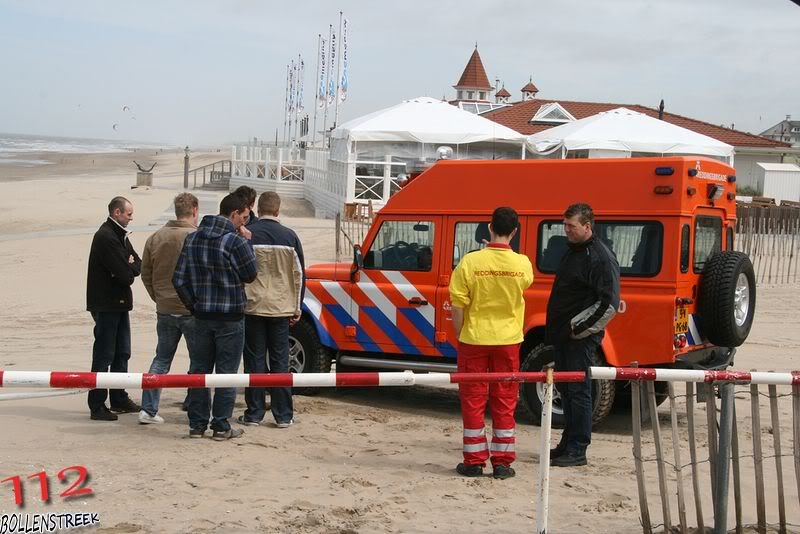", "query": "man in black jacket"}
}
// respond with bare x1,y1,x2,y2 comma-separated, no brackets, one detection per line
545,203,620,467
86,196,142,421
